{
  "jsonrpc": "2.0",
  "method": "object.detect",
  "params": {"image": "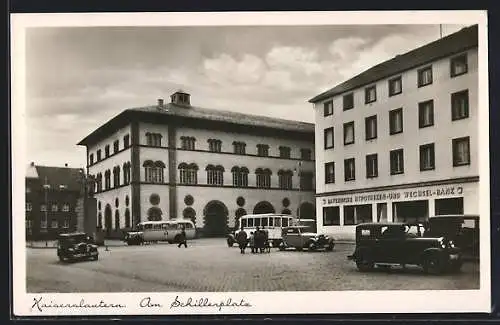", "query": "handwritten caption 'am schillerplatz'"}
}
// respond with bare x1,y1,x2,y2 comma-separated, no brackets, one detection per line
30,296,252,313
